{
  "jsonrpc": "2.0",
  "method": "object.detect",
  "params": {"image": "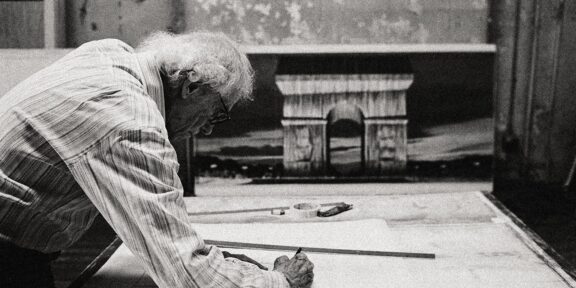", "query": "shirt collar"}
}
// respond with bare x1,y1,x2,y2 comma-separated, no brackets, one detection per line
135,52,165,118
